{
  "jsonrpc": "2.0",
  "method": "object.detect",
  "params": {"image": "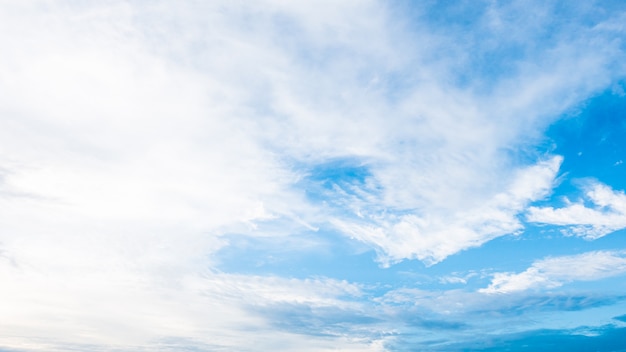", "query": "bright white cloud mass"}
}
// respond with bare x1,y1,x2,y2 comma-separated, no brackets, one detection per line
1,1,626,351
